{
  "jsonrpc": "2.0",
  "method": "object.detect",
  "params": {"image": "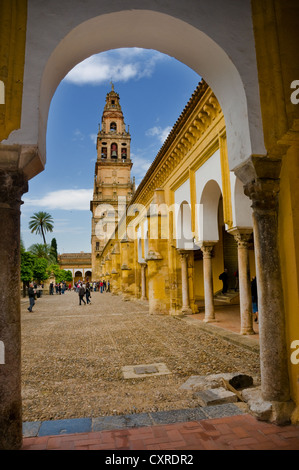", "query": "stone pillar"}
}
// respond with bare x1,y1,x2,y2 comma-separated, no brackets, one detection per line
120,238,132,298
111,243,121,294
140,263,147,300
230,229,255,335
236,156,294,422
146,189,170,315
0,169,28,450
200,243,216,322
178,251,192,315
